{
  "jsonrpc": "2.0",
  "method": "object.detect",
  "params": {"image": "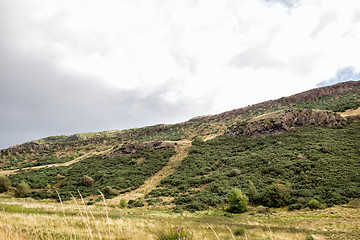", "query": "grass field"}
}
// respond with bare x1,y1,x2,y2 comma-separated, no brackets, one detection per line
0,196,359,240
